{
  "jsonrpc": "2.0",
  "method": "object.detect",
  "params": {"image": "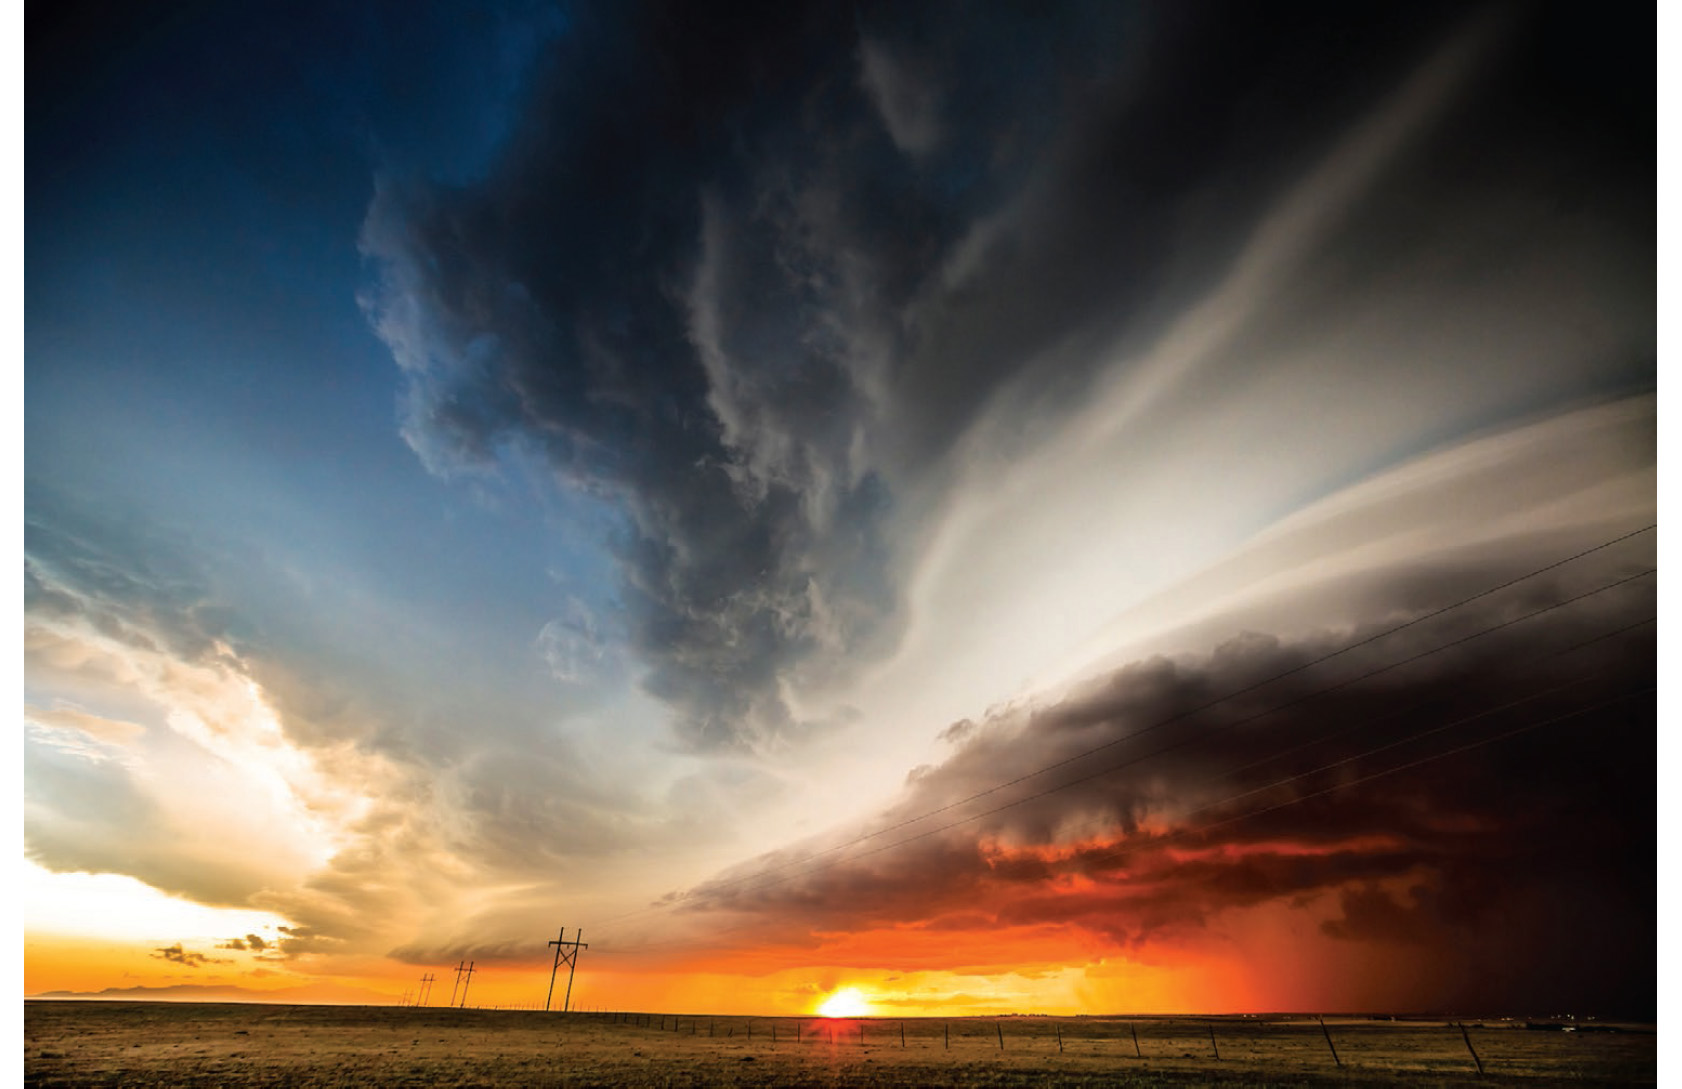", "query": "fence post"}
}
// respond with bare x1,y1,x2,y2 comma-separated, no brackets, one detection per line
1130,1021,1141,1058
1209,1023,1220,1060
1057,1024,1063,1053
997,1021,1005,1049
1457,1022,1485,1075
1318,1017,1342,1068
944,1022,949,1049
900,1021,905,1048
